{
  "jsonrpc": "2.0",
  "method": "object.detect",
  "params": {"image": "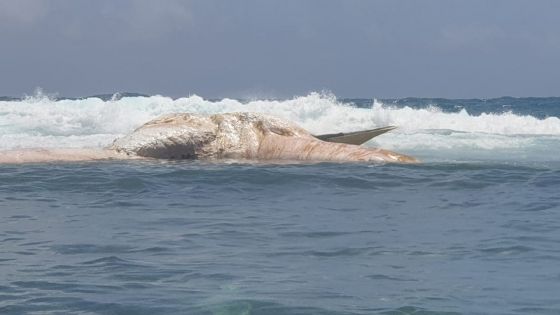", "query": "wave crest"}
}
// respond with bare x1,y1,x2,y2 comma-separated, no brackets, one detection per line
1,92,559,158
